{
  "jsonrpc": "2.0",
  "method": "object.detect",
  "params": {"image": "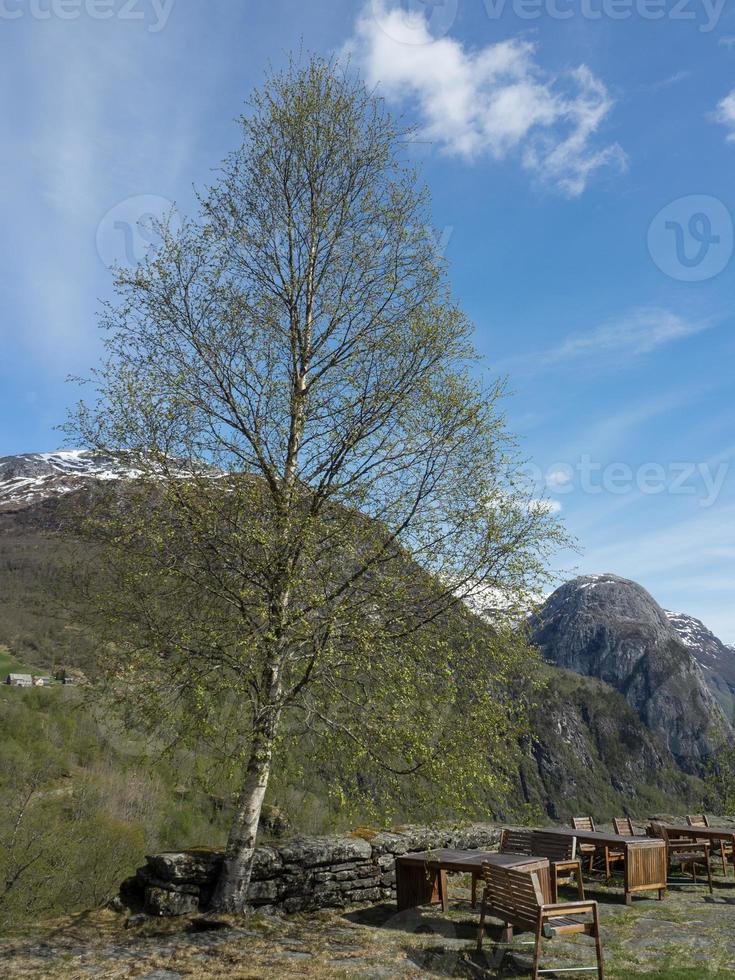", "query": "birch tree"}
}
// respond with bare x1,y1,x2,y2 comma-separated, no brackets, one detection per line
67,56,562,912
